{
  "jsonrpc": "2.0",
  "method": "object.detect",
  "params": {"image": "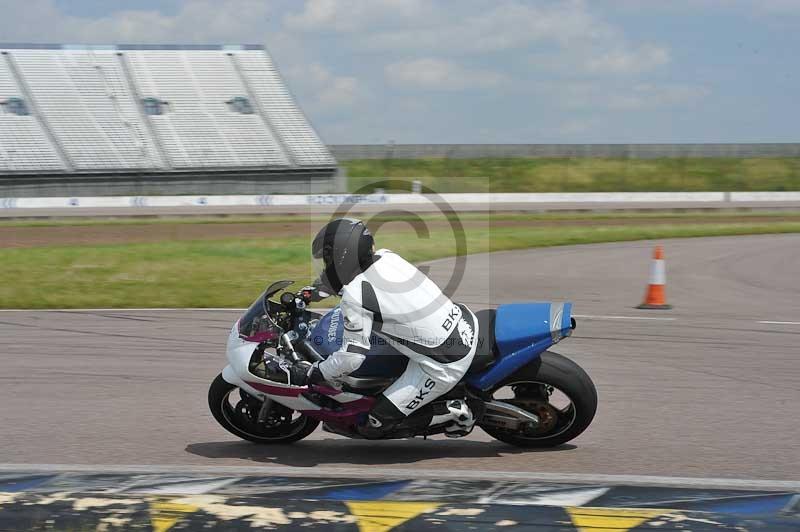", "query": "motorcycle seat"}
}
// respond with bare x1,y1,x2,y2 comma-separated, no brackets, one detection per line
301,306,497,383
340,376,393,395
342,308,497,391
467,308,497,374
348,308,497,378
